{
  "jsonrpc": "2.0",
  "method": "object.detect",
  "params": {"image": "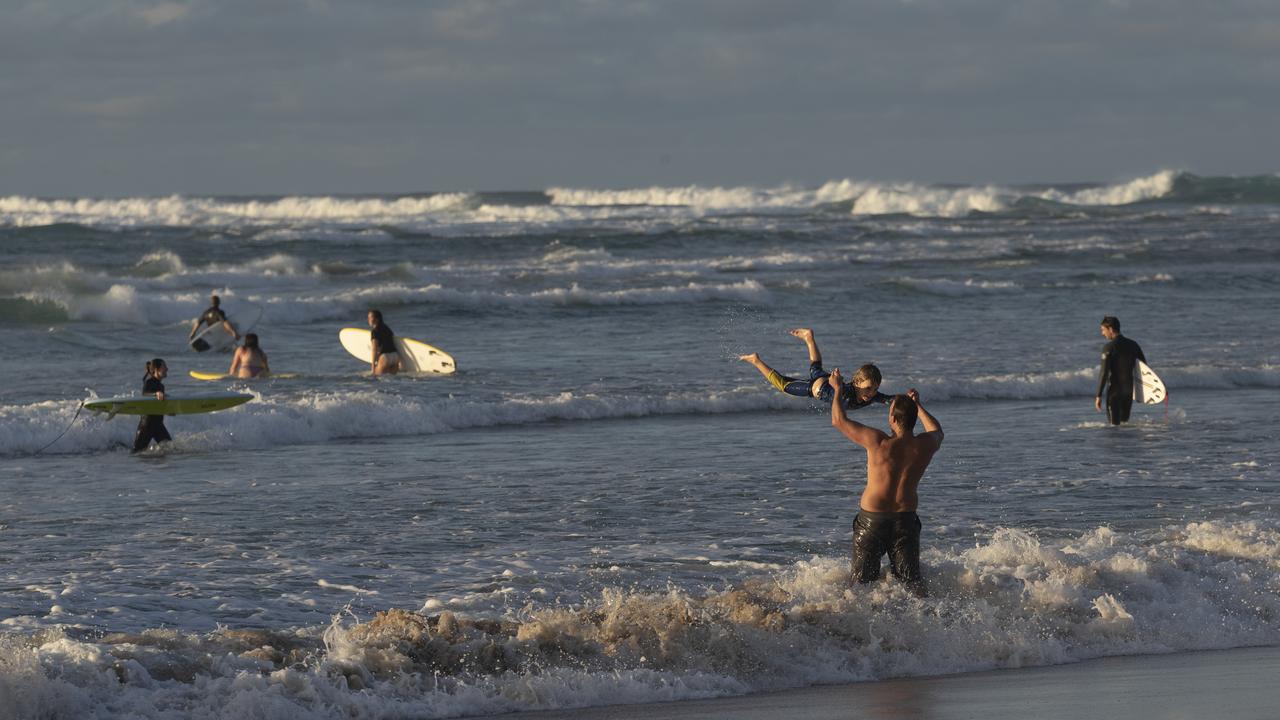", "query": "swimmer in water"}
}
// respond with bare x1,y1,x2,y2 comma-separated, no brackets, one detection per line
228,333,270,378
